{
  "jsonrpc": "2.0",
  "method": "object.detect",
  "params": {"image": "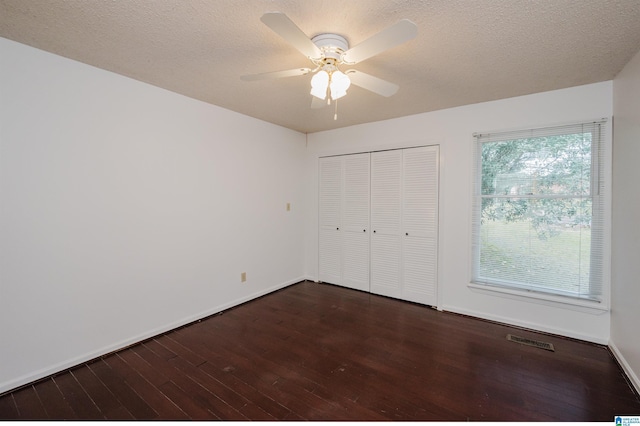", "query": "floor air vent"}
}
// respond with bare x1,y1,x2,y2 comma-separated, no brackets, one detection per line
506,334,555,351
